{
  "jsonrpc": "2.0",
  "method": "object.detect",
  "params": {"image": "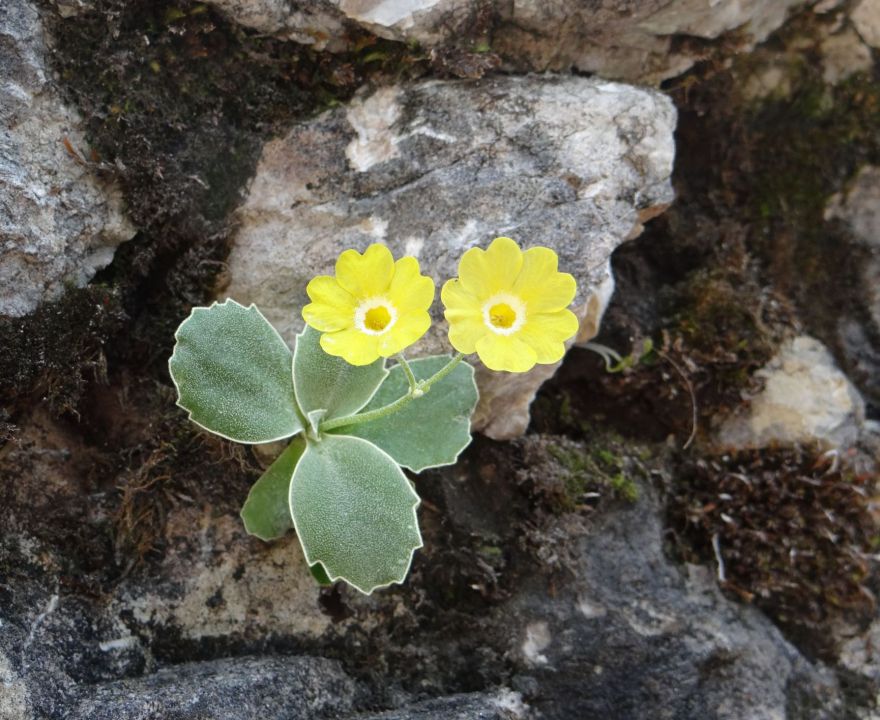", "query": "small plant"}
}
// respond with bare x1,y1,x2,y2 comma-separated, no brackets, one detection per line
169,237,578,593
